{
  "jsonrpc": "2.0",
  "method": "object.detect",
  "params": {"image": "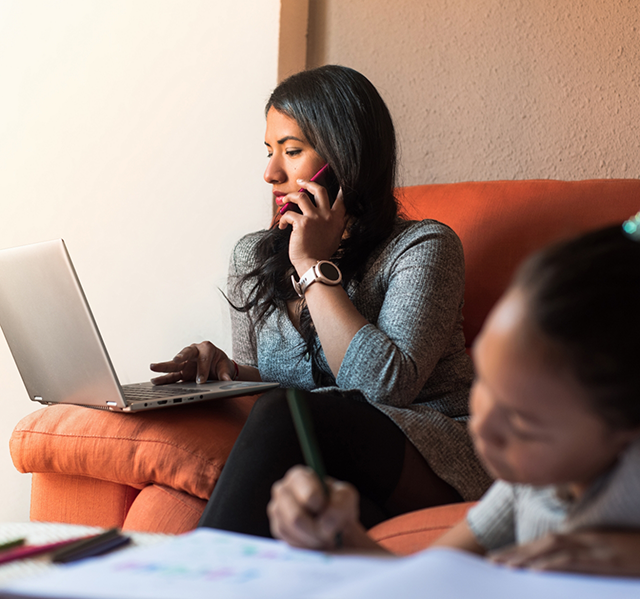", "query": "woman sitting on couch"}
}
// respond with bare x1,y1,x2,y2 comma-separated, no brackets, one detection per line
150,65,492,537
